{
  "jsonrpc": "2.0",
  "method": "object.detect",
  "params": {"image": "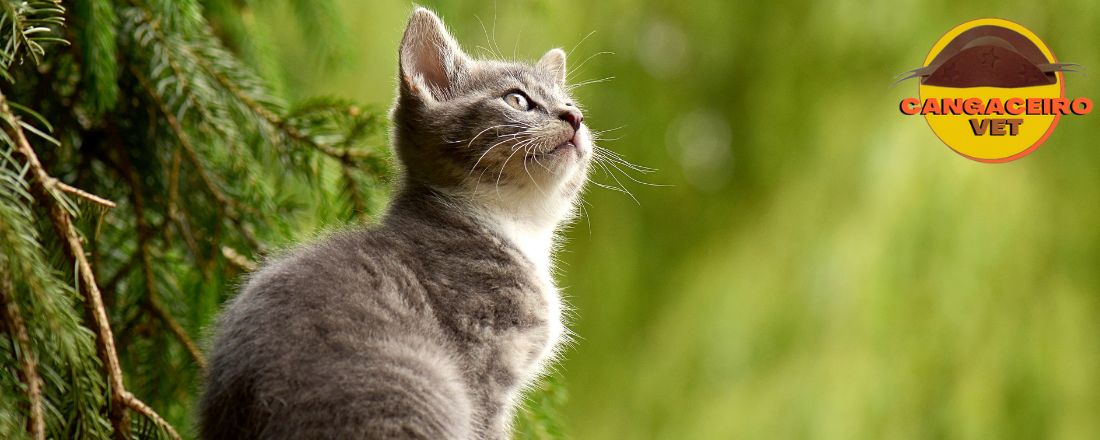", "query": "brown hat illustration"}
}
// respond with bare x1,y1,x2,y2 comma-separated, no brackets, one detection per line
897,25,1078,88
